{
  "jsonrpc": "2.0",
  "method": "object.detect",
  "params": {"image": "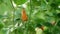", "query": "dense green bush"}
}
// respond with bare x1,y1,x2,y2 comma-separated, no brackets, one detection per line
0,0,60,34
